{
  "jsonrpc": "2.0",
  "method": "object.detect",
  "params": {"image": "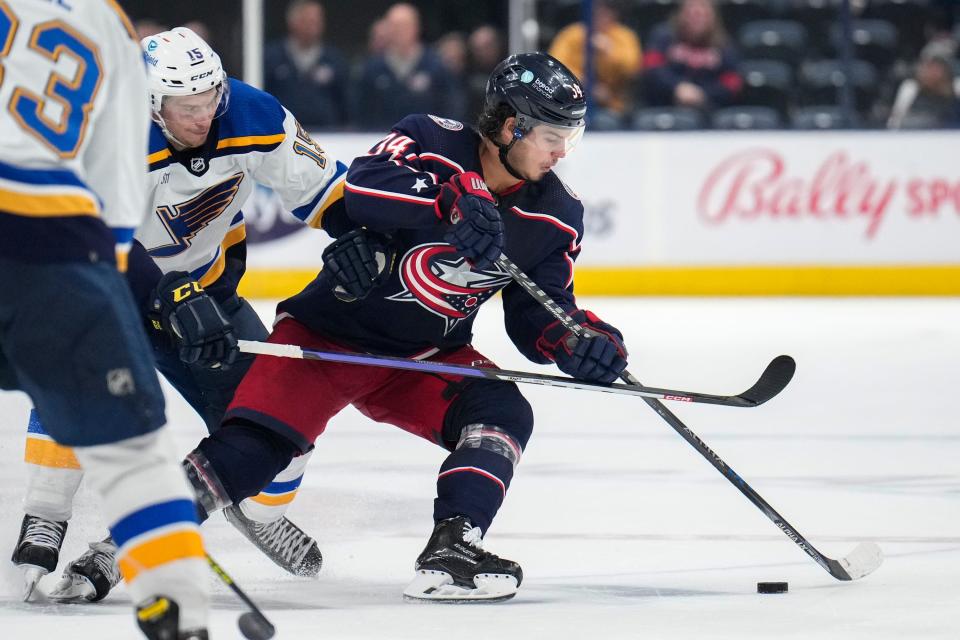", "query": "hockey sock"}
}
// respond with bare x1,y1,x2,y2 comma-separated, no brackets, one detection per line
434,446,515,534
239,449,313,523
73,429,208,631
23,408,84,522
195,420,299,505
